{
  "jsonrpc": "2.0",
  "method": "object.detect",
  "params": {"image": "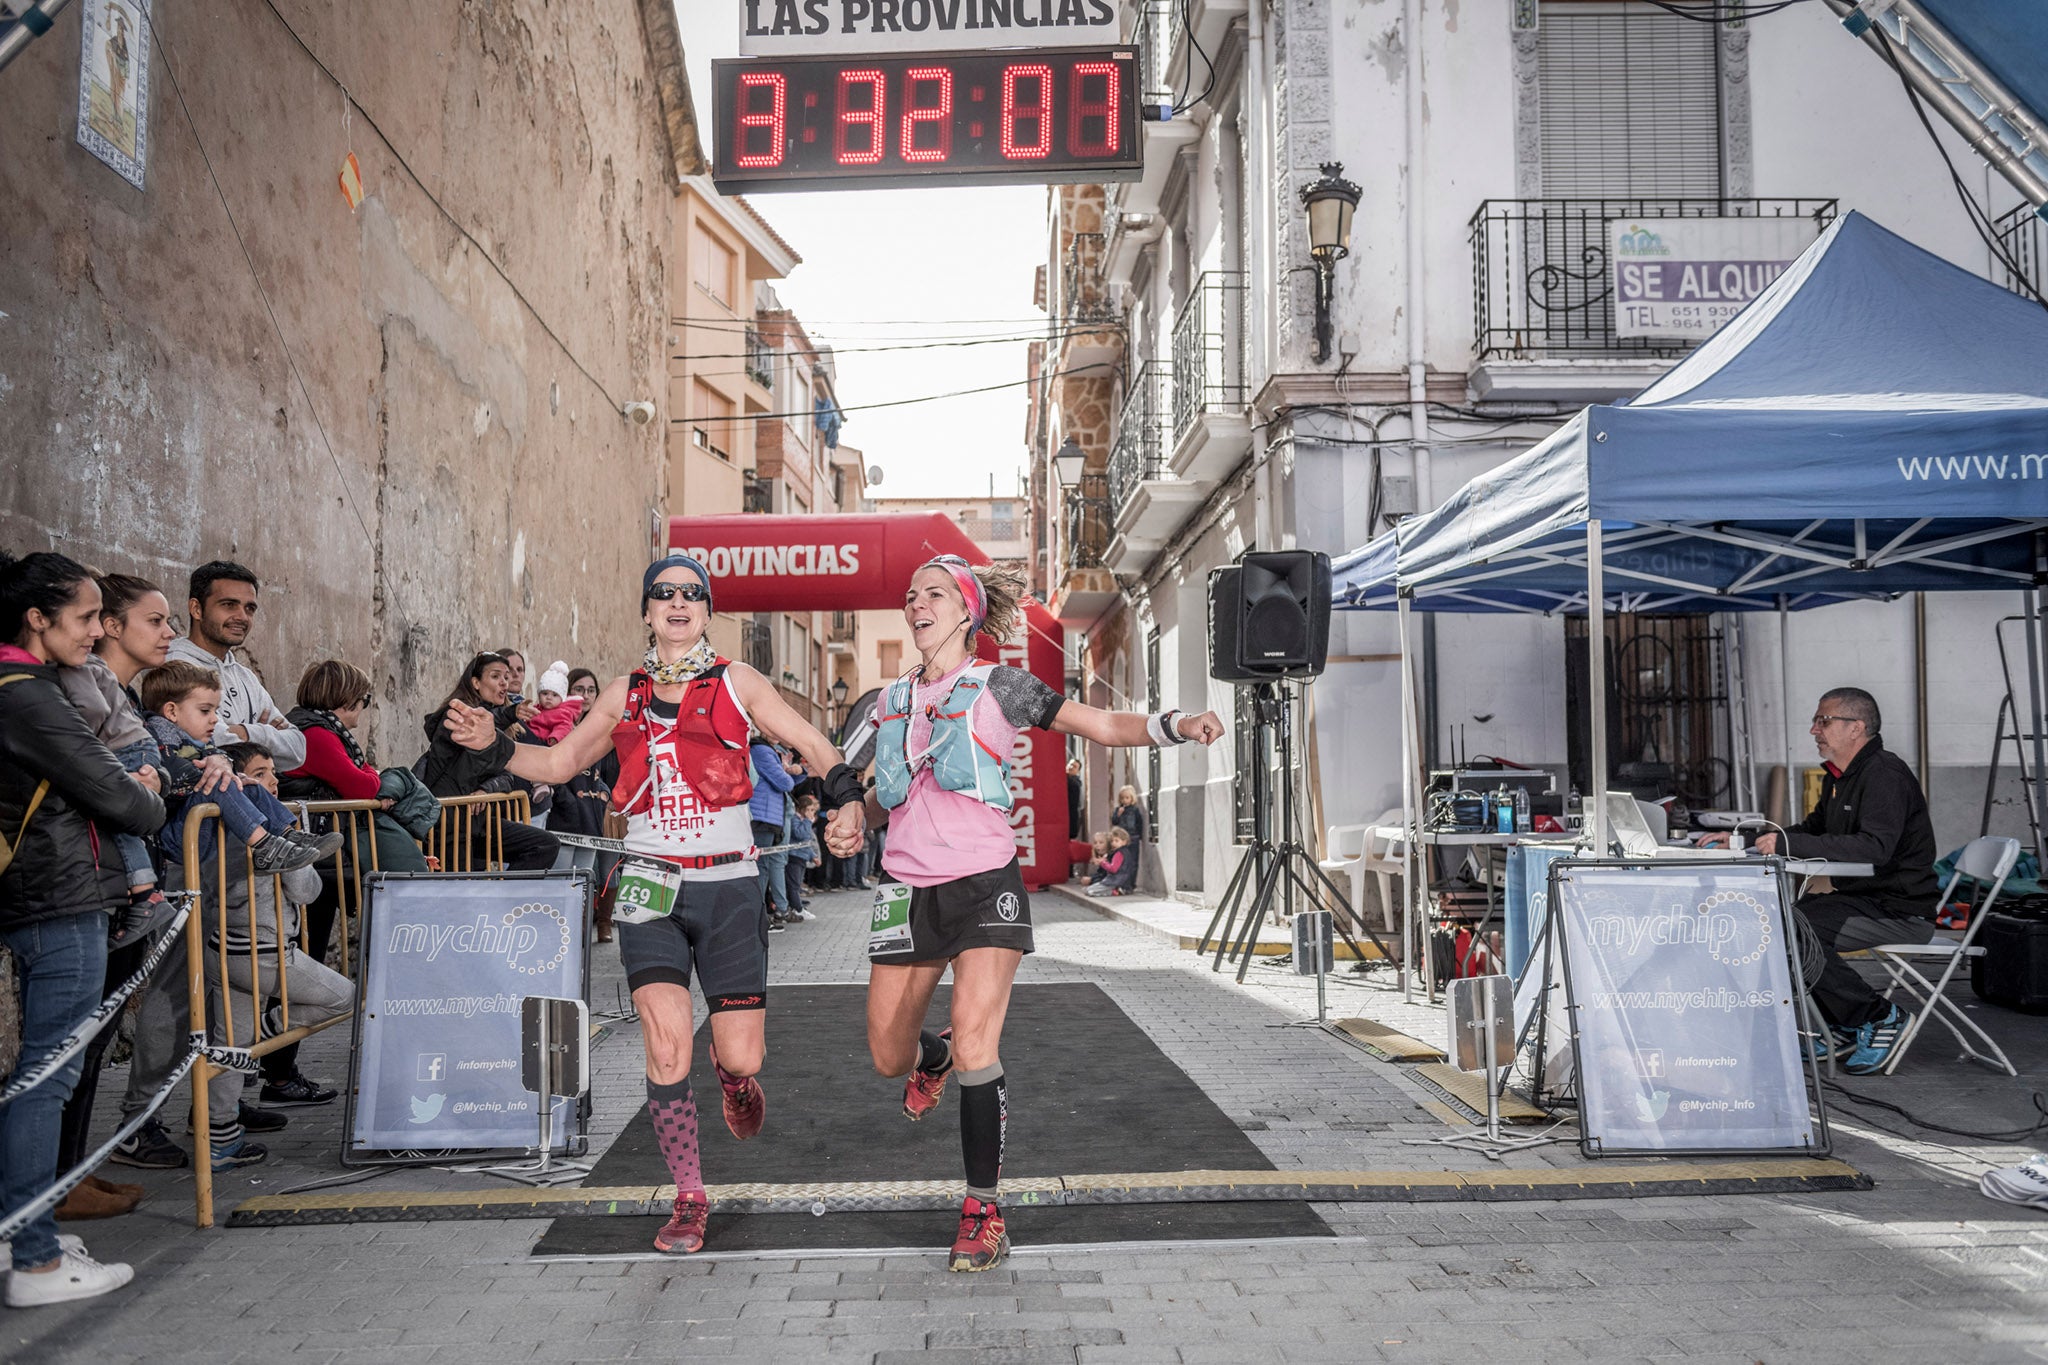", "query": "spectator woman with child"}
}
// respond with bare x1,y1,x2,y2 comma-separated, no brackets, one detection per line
0,550,165,1307
417,652,559,872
